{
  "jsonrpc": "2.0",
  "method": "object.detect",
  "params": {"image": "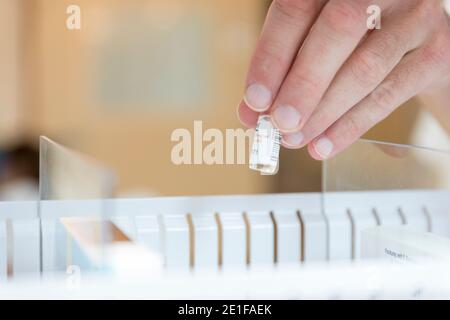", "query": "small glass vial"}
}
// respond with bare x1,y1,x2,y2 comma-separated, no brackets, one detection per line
249,115,281,175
